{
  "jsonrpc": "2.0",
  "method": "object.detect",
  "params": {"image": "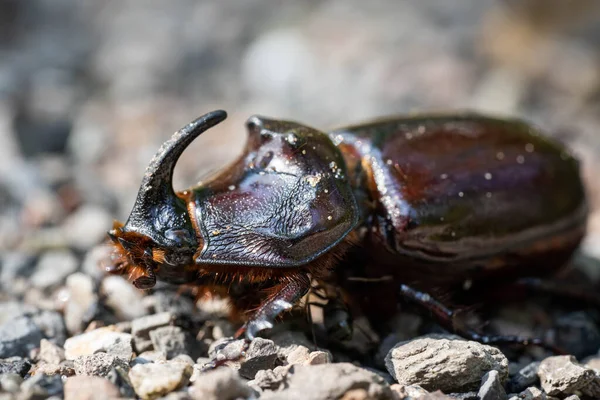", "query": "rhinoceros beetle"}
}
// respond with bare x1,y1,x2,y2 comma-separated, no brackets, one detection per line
108,109,588,348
